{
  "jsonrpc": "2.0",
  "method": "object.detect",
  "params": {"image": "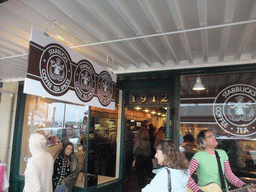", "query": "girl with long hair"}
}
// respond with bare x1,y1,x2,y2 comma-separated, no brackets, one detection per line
52,141,79,191
142,140,190,192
